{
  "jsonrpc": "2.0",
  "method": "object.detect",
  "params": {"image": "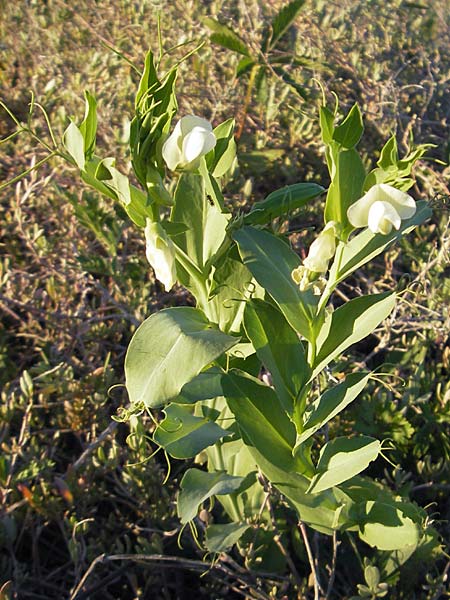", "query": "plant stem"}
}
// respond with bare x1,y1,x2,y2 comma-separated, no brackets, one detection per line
298,521,323,600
